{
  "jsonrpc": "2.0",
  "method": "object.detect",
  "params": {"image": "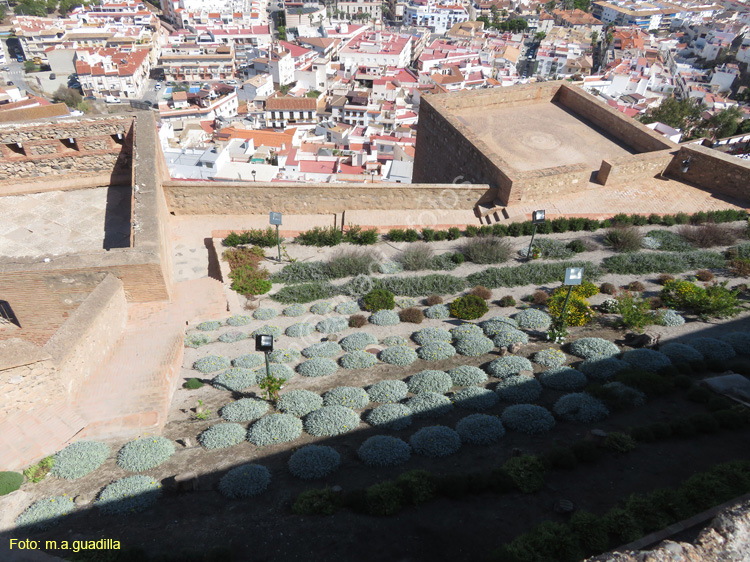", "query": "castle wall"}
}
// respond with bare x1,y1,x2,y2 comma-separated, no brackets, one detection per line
665,143,750,202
